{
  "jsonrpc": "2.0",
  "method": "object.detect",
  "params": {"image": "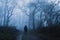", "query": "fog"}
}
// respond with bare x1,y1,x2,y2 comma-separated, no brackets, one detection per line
0,0,60,31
